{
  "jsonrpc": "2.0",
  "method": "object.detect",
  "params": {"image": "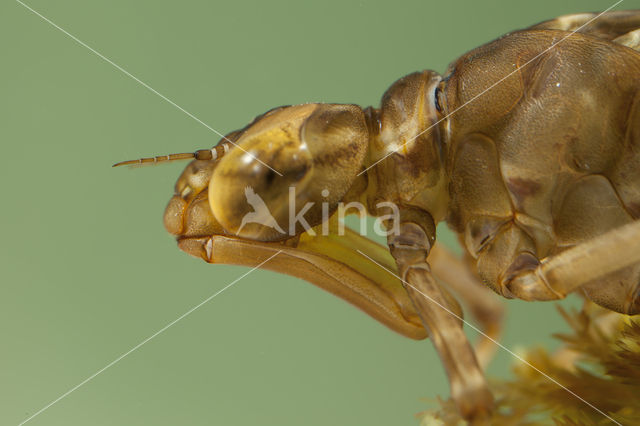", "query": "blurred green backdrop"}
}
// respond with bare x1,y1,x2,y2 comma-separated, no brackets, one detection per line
1,1,624,425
